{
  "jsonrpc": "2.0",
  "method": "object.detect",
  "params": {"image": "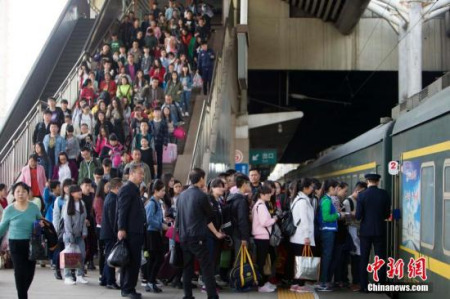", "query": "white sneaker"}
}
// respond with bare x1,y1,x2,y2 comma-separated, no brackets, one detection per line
266,282,277,290
258,285,275,293
76,276,88,284
198,276,204,287
64,278,76,285
185,112,189,117
214,275,227,287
